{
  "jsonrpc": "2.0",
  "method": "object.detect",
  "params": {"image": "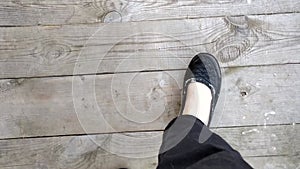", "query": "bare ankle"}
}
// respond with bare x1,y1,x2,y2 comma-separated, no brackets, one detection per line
182,83,212,125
